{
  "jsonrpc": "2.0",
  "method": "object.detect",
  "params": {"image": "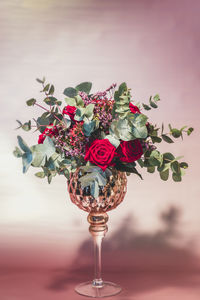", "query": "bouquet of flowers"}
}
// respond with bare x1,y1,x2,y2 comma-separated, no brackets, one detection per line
14,78,193,198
